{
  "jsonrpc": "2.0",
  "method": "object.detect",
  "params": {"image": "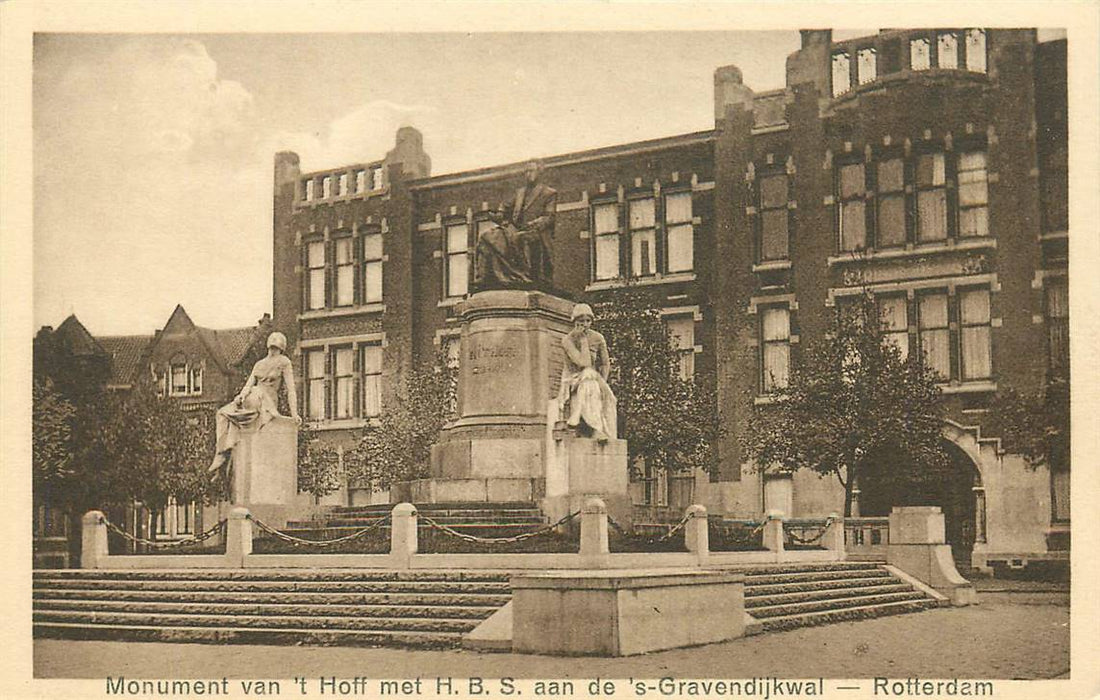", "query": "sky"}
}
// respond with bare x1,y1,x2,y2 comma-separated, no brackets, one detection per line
32,28,1064,336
